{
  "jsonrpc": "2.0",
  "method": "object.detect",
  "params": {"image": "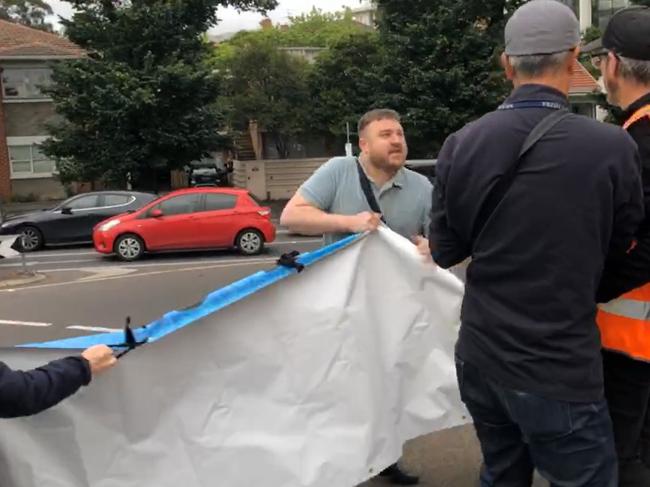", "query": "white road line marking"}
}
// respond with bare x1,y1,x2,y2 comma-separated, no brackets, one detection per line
1,241,323,273
0,259,96,268
0,319,52,327
44,256,275,273
269,239,321,245
67,325,121,333
0,240,321,268
33,239,307,257
0,258,279,292
36,251,96,258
